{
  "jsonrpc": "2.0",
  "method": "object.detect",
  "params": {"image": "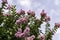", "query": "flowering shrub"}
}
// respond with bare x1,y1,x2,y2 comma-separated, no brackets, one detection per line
0,0,60,40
